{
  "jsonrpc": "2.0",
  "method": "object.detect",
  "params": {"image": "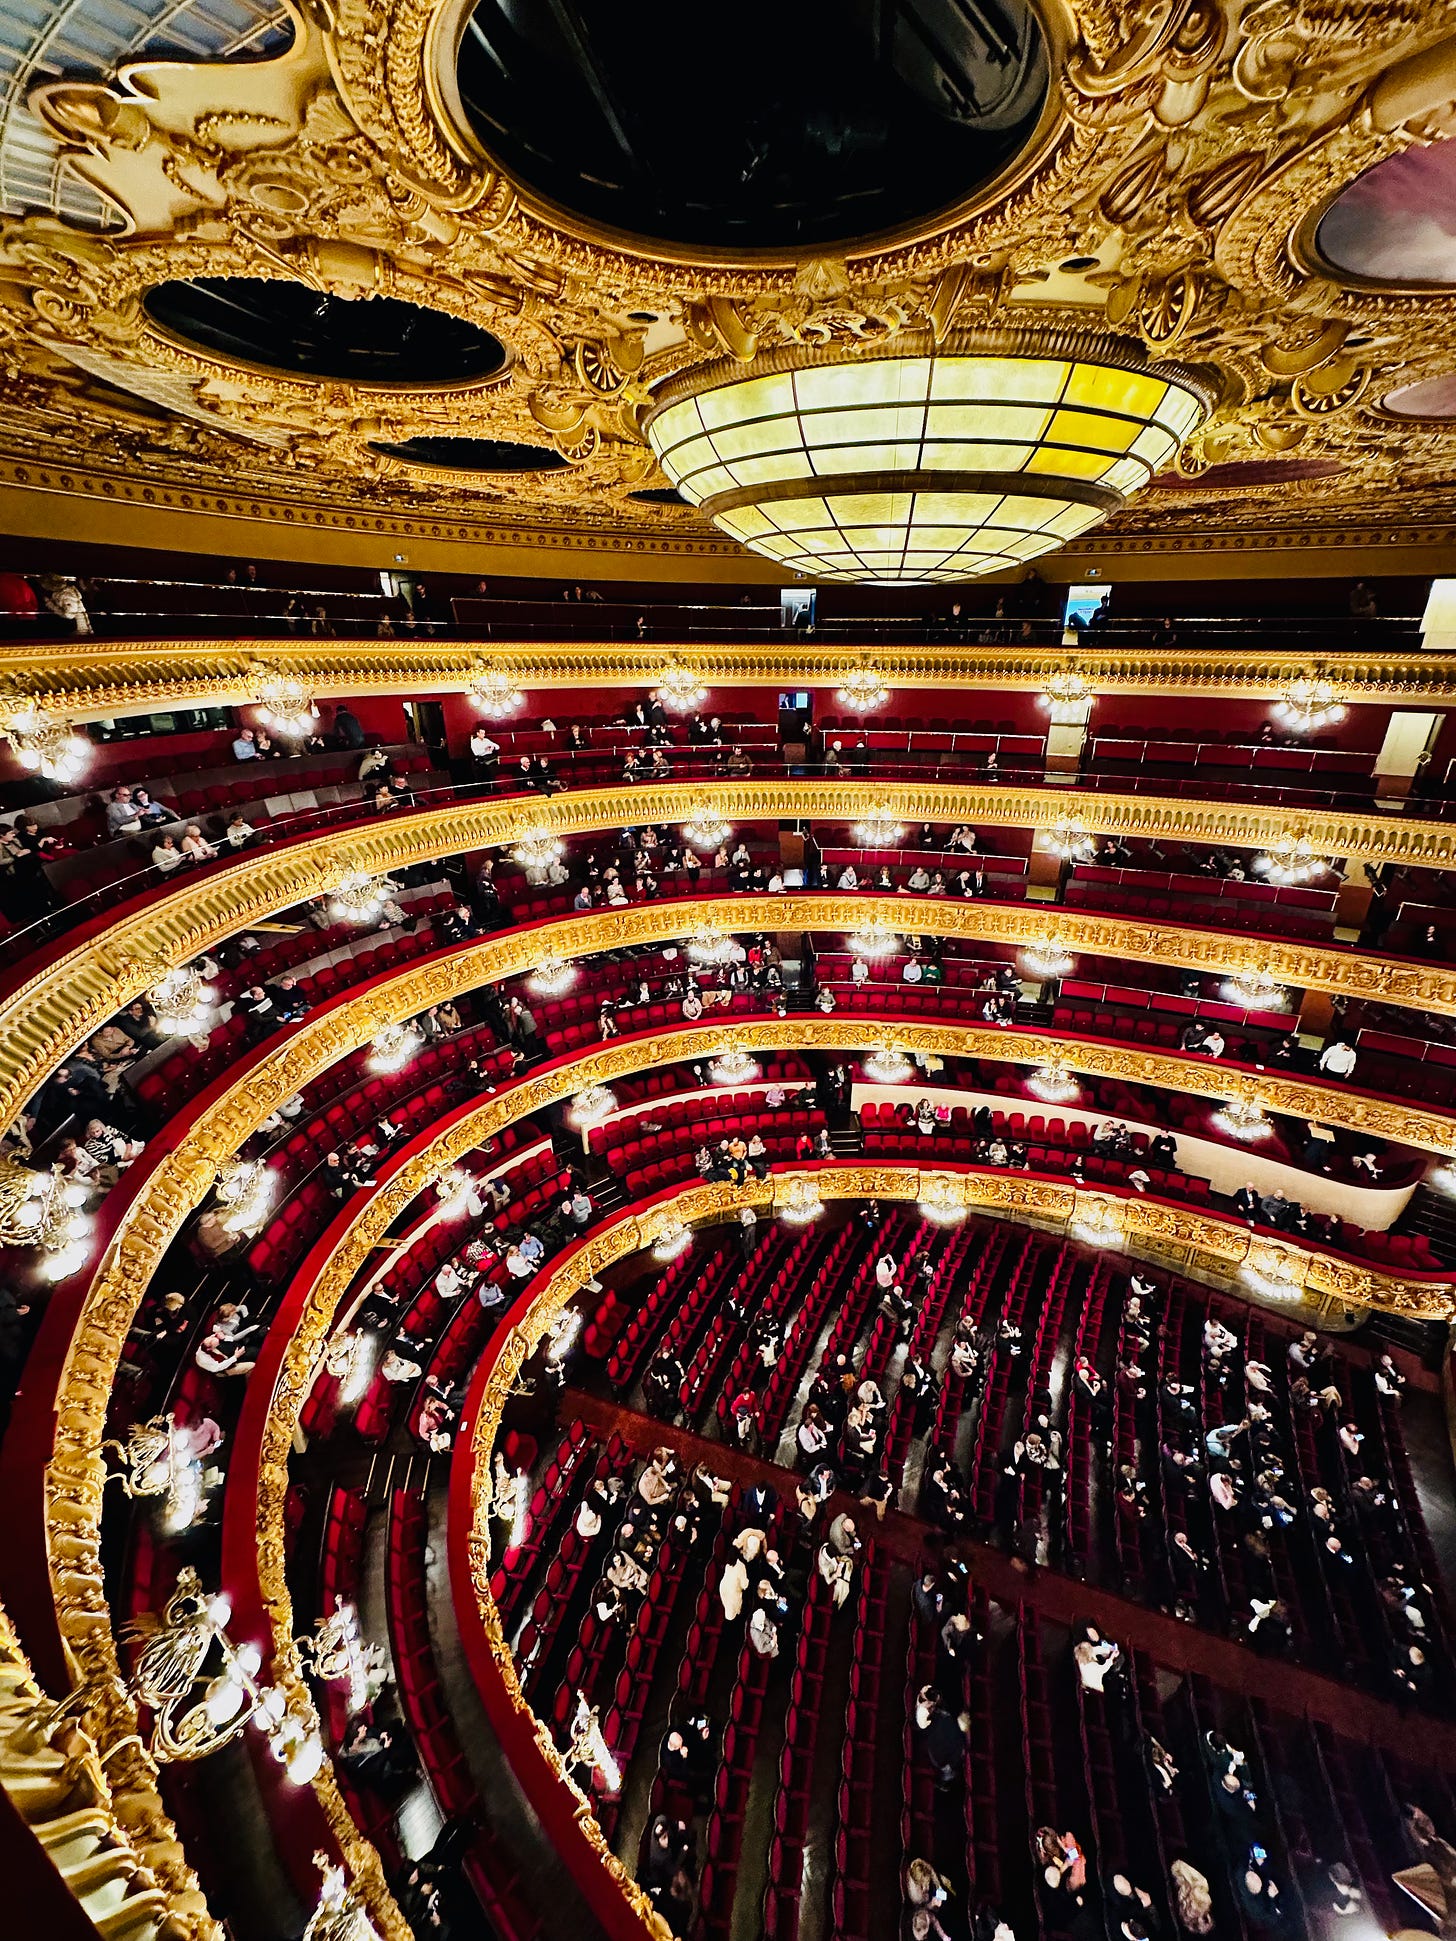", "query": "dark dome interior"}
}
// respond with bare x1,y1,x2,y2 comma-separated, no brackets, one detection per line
372,436,569,471
455,0,1047,251
144,278,507,384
